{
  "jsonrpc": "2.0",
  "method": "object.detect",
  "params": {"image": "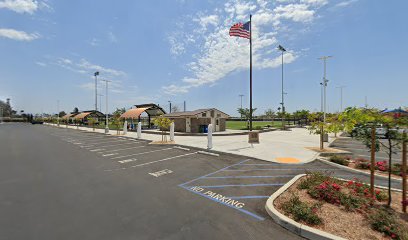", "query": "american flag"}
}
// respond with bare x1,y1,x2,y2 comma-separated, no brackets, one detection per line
229,21,250,39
